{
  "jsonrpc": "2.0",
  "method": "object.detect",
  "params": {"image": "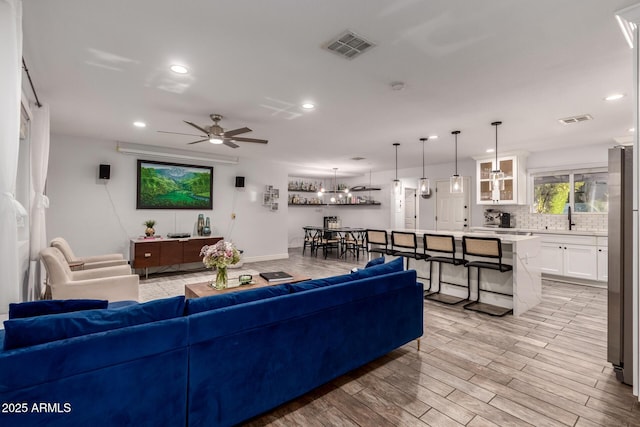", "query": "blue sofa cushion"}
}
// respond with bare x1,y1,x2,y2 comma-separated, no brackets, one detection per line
3,296,185,350
185,284,290,315
365,256,385,268
352,256,403,280
287,272,357,293
8,299,109,319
